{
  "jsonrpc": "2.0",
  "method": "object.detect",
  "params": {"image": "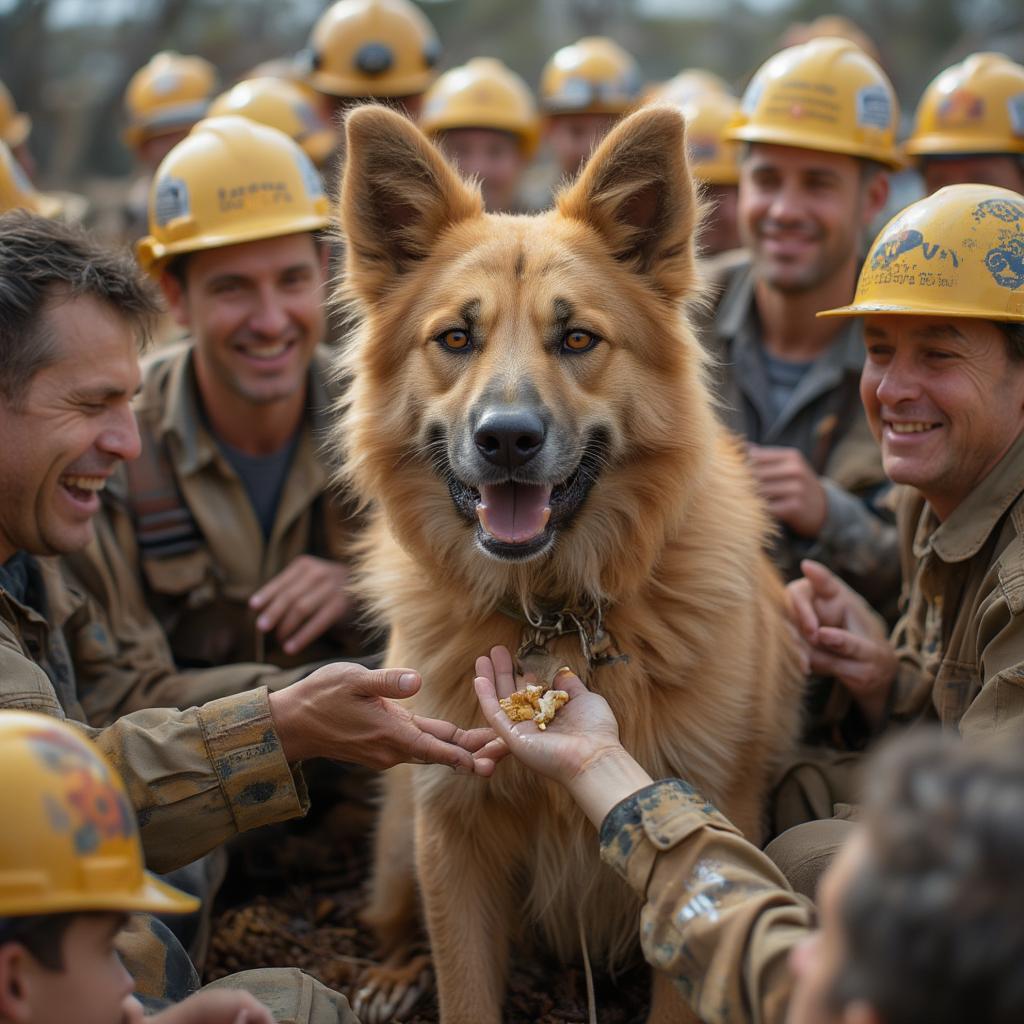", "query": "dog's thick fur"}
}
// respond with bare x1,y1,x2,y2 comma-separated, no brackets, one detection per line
334,104,804,1023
